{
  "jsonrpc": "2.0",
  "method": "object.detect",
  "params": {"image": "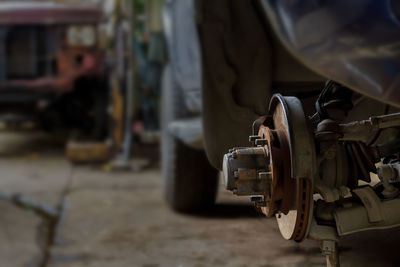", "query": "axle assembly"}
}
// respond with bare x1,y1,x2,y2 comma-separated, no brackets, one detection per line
223,89,400,266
